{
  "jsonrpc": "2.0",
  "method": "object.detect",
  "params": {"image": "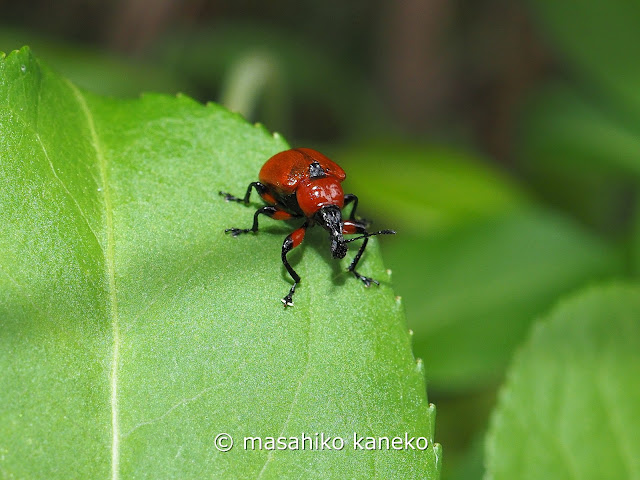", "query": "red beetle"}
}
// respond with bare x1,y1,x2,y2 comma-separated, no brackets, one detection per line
220,148,395,306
